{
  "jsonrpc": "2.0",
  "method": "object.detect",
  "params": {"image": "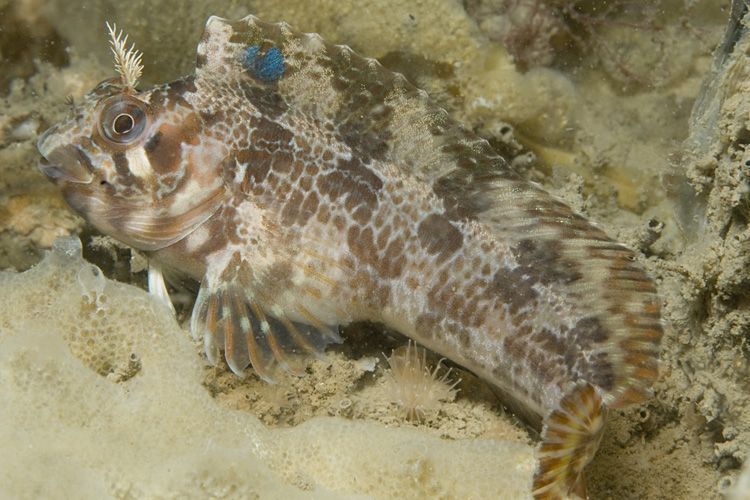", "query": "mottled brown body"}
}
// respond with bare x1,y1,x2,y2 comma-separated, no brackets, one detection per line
38,16,662,498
